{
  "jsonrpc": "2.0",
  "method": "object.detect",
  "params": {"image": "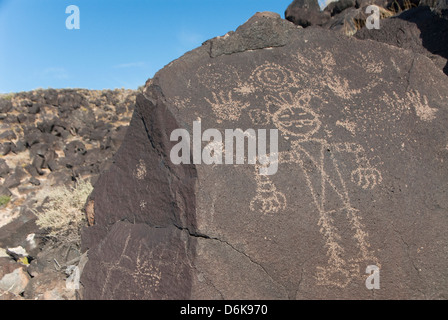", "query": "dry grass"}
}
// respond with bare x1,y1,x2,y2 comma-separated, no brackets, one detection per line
347,5,398,36
388,0,419,14
35,179,93,245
